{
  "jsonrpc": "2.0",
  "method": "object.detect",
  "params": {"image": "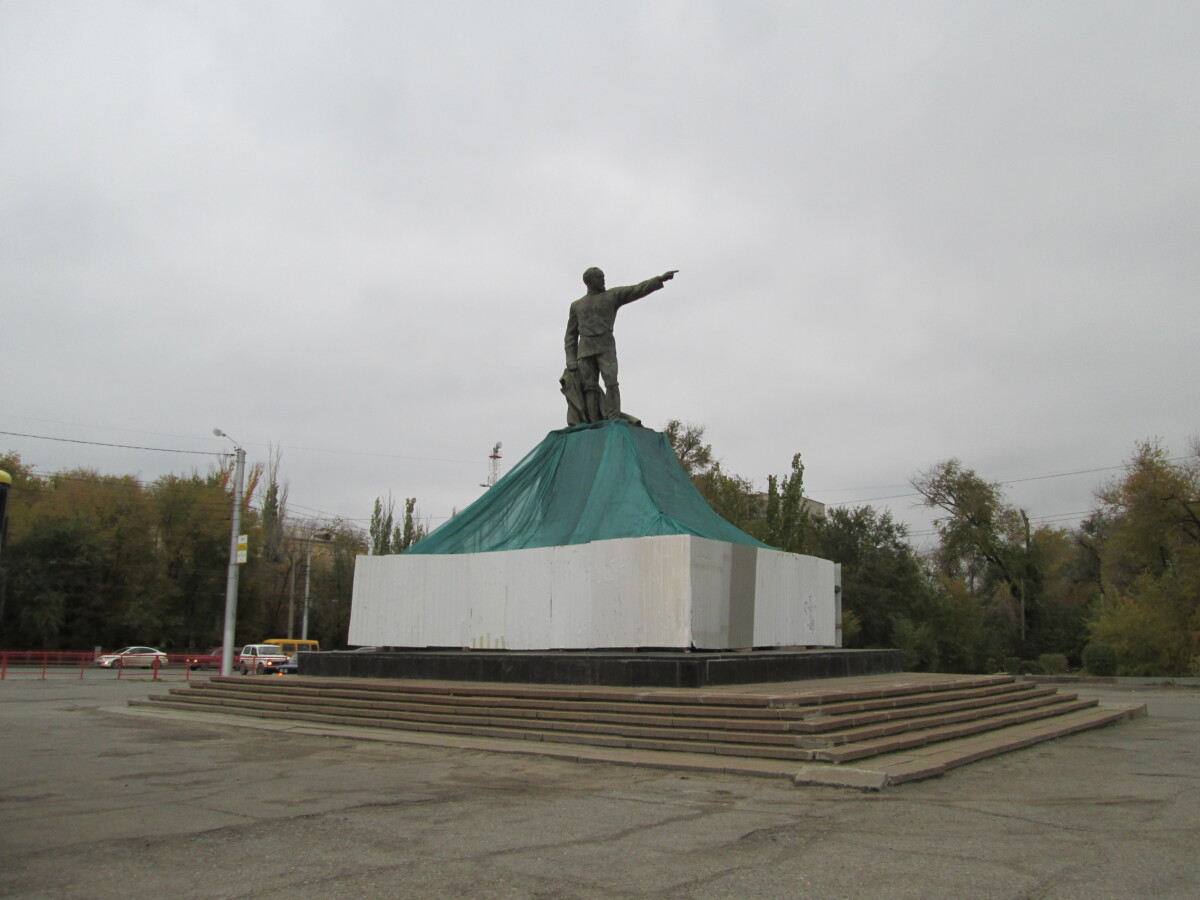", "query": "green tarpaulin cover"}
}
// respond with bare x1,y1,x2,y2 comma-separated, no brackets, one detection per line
406,419,770,554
